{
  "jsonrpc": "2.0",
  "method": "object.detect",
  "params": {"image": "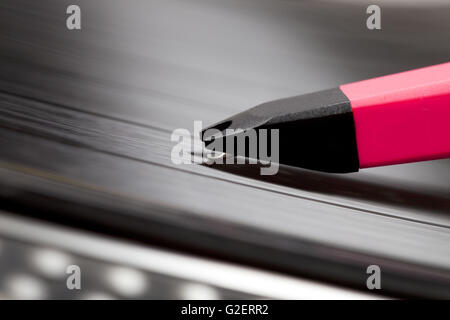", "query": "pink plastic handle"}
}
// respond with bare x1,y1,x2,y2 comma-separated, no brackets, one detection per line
340,62,450,168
